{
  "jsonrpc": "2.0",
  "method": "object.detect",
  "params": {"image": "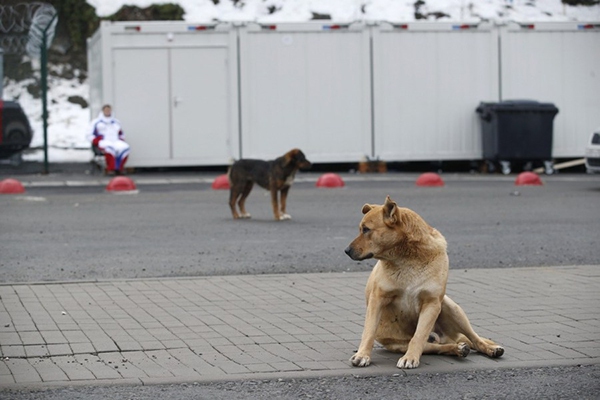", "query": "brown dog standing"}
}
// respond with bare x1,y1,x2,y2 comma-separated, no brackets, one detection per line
345,195,504,369
228,148,311,221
